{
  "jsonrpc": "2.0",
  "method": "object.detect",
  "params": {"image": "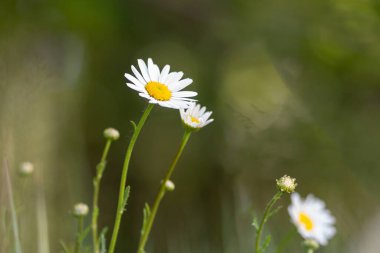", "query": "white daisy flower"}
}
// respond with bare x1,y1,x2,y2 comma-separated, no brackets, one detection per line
125,58,197,109
288,193,336,246
180,103,214,130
